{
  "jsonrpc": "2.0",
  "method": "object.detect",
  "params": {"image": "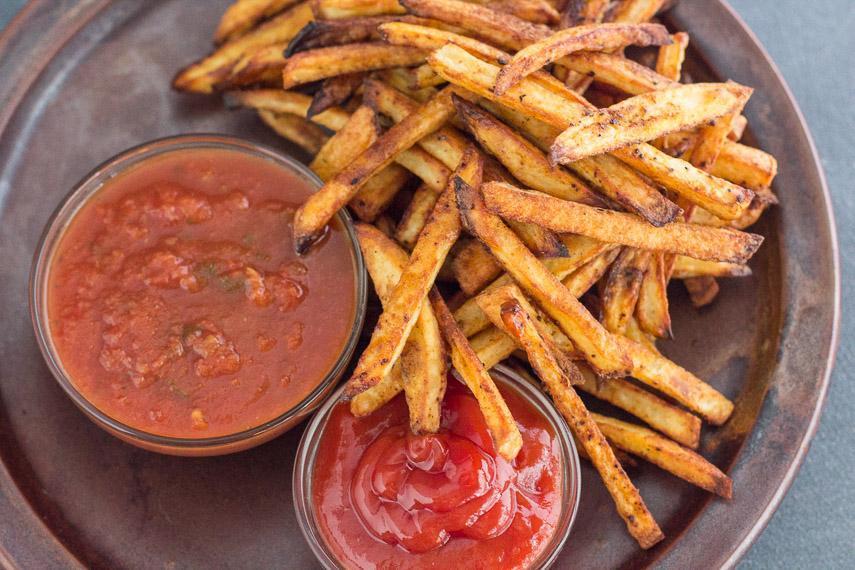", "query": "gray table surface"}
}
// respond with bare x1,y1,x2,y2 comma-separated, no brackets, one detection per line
0,1,851,568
